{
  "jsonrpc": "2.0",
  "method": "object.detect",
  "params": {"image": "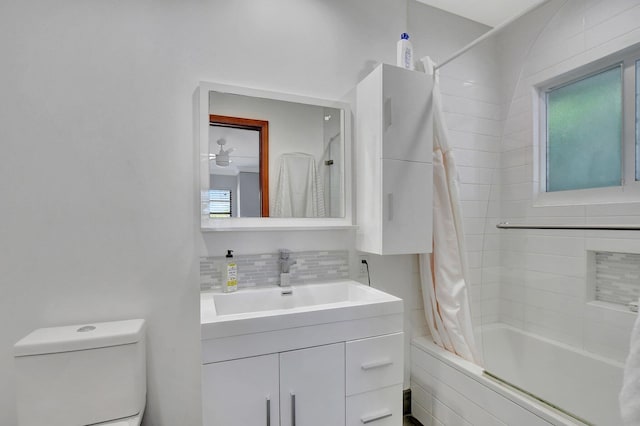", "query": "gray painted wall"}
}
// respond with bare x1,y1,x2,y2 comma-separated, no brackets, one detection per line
239,172,260,217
